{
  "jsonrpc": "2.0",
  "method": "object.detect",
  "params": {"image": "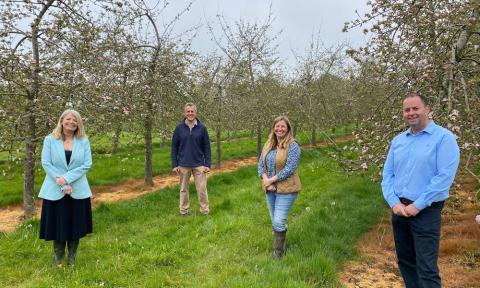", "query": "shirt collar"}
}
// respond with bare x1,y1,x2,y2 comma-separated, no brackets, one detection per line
406,120,435,136
184,119,198,126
